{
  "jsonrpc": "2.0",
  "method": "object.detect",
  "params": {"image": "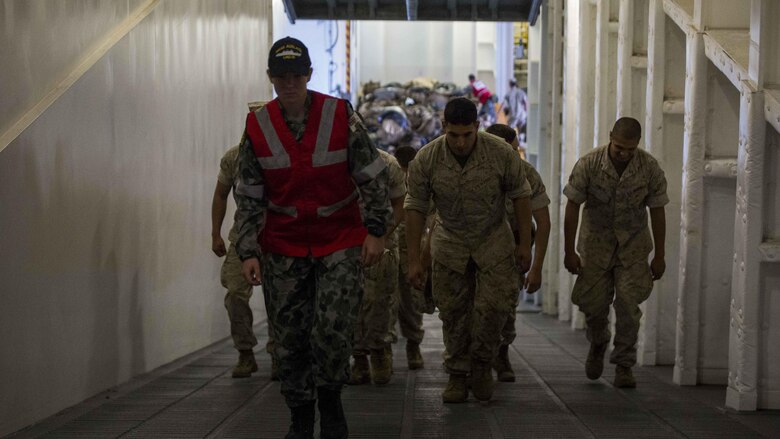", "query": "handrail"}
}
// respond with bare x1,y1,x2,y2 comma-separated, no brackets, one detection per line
0,0,160,154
